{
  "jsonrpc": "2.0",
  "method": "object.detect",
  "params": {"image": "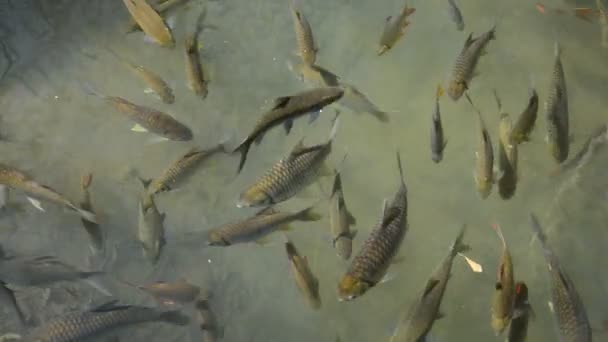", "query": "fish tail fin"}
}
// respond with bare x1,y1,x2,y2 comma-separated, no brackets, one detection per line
232,139,252,174
159,310,190,325
451,224,470,256
298,206,322,221
75,206,98,224
79,81,105,99
328,111,341,142
81,274,112,296
395,151,406,186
